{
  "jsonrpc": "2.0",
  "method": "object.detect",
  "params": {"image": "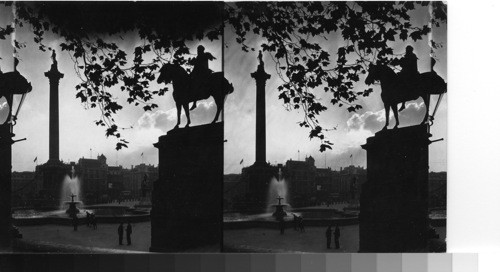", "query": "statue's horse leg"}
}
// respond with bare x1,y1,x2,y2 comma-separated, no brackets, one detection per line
383,104,390,130
421,94,430,125
174,103,181,129
210,75,225,124
391,104,399,129
212,96,222,124
182,103,191,128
